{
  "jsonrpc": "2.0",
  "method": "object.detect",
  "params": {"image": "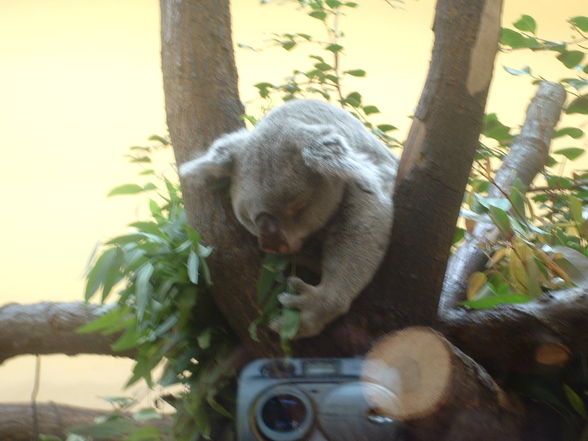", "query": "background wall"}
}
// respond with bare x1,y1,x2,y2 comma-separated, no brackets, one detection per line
0,0,585,409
